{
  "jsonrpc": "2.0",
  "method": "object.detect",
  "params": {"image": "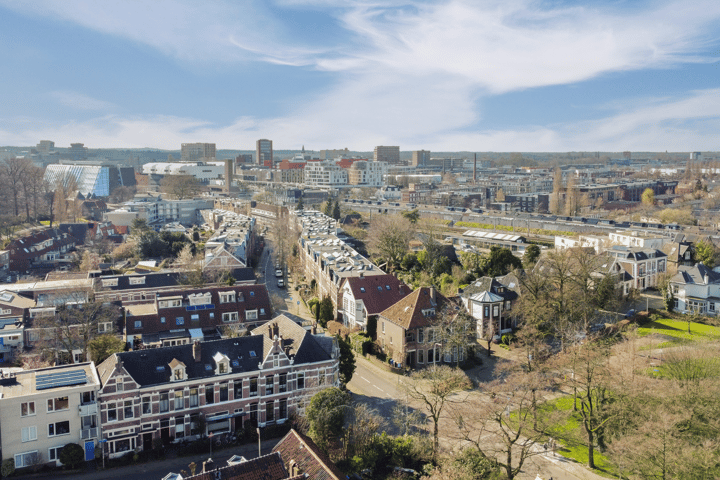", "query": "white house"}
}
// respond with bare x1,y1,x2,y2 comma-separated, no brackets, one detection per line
669,263,720,315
